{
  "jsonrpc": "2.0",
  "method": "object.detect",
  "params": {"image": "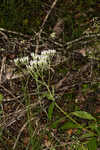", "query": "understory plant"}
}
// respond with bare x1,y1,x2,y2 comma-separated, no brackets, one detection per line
14,49,100,150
